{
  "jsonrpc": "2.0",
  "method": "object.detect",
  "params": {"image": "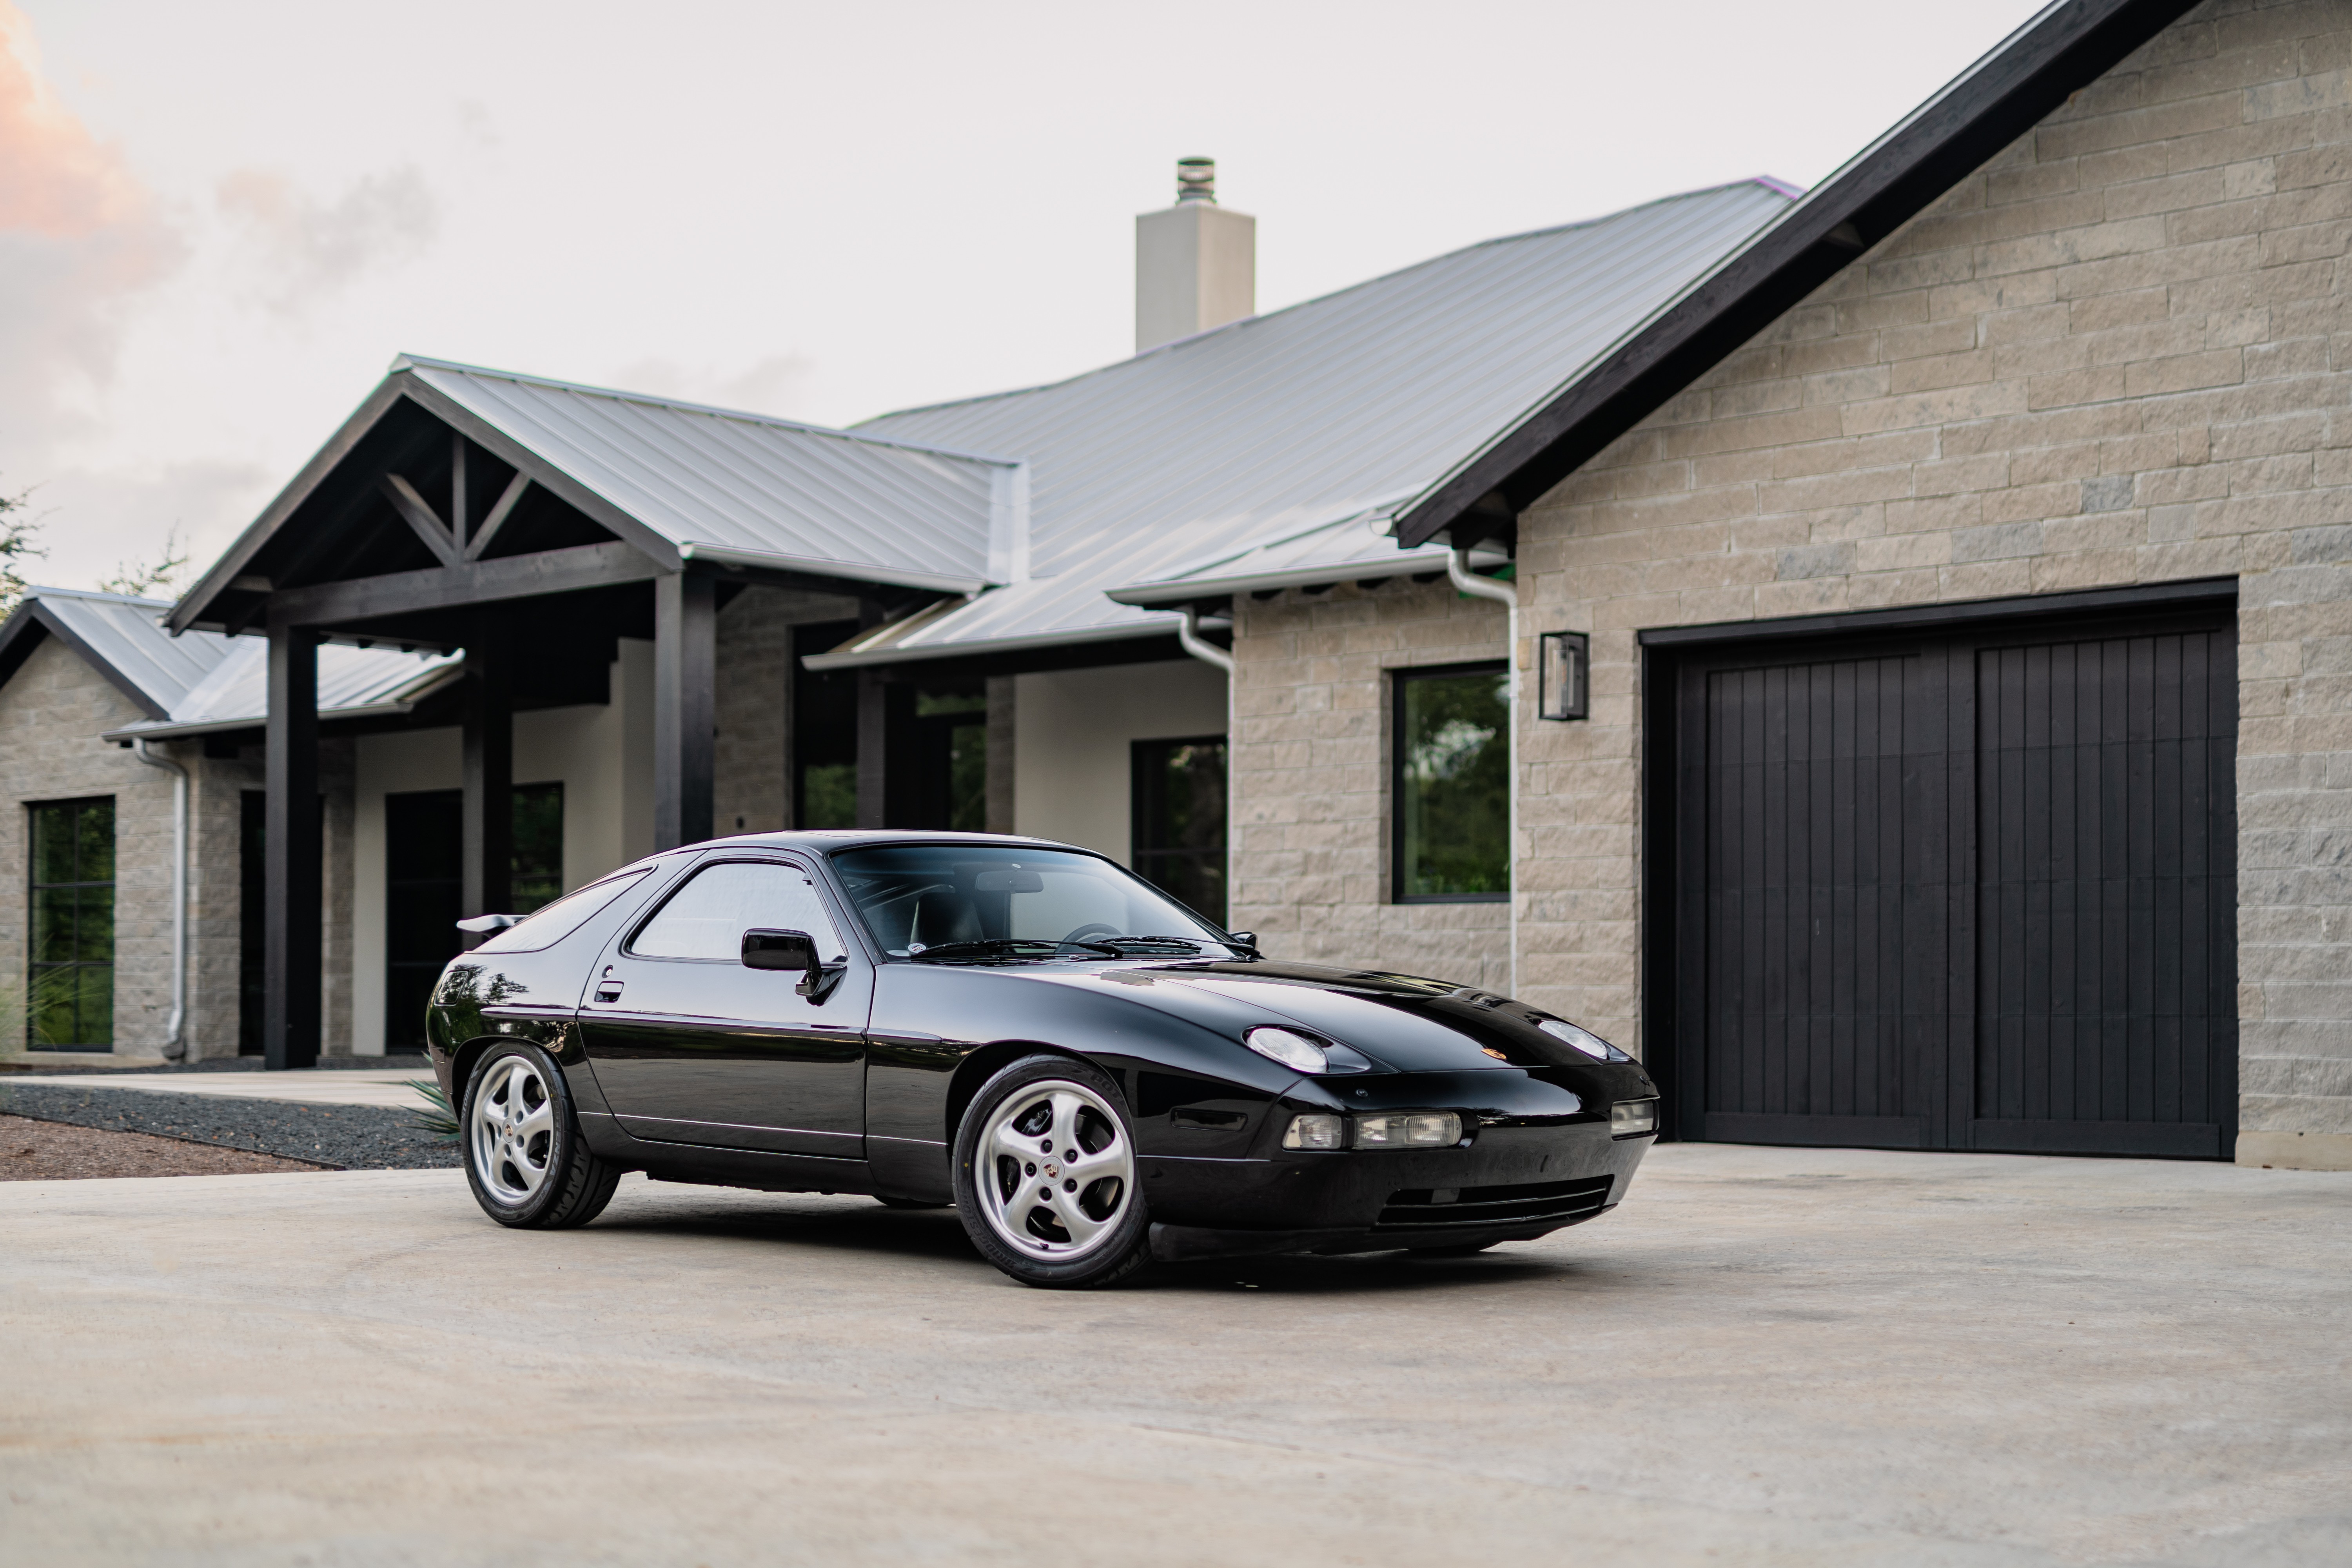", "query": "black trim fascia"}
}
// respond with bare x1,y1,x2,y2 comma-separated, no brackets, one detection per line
1635,576,2236,650
1396,0,2202,550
